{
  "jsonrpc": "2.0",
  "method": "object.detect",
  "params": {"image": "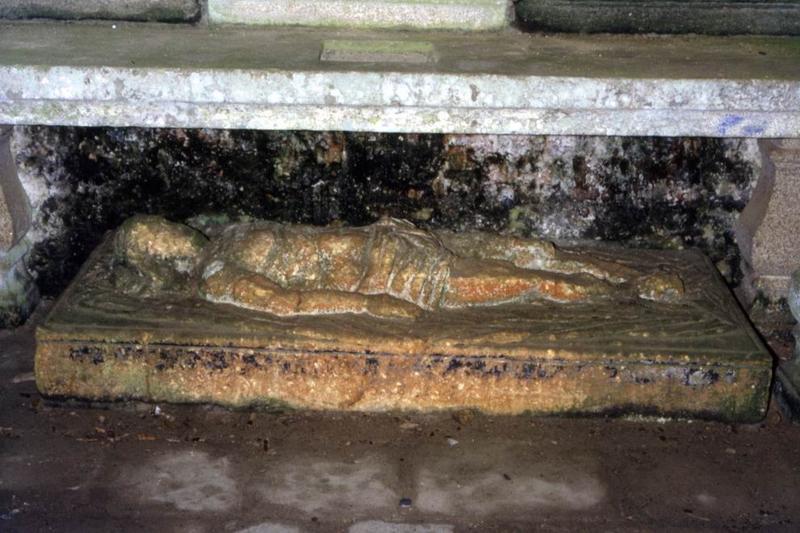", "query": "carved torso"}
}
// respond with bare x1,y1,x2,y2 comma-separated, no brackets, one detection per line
203,218,453,309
